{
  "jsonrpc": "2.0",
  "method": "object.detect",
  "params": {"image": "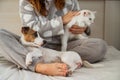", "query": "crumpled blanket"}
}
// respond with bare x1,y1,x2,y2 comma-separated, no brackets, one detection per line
0,46,120,80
